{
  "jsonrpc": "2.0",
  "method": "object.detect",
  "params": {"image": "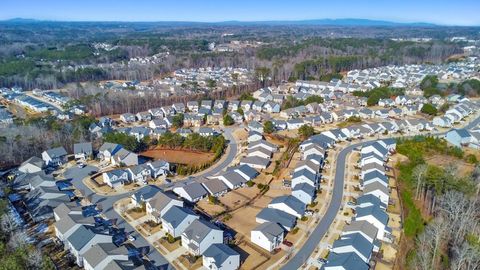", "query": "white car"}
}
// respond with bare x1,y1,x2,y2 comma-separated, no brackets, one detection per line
128,235,136,242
